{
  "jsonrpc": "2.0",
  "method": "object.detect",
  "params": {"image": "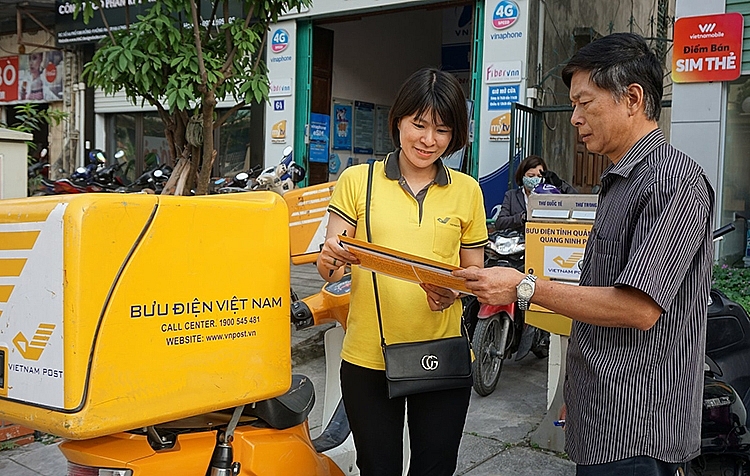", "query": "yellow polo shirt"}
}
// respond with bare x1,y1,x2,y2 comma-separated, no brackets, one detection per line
328,153,487,370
